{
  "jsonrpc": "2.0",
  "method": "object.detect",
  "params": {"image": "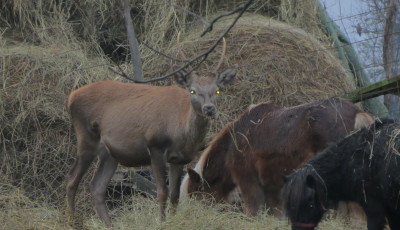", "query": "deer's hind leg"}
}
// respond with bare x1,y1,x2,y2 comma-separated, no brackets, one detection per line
90,143,118,227
149,146,168,221
67,131,97,213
